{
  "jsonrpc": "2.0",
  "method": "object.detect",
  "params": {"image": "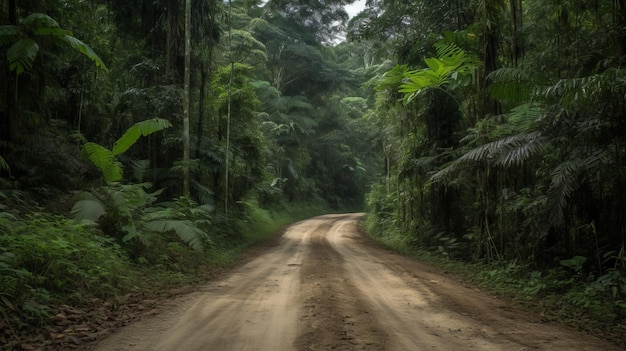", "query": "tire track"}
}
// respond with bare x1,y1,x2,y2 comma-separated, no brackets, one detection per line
295,215,388,350
91,214,623,351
